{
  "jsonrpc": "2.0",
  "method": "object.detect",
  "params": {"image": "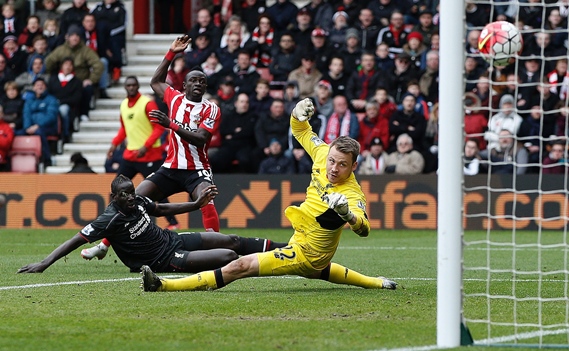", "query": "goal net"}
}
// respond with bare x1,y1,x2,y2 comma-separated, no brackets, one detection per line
442,0,569,348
